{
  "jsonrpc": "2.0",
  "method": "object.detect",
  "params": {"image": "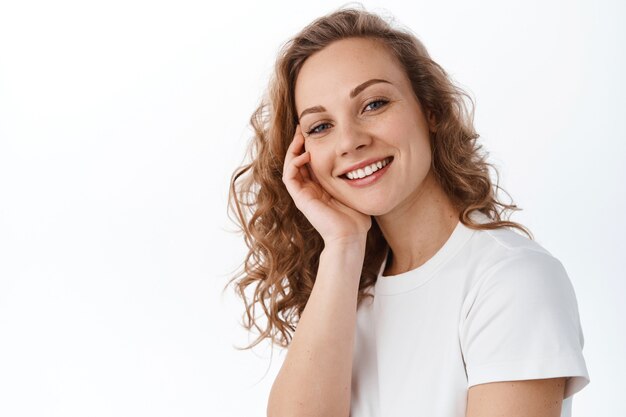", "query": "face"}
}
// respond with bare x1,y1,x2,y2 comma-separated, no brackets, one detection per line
294,37,436,216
